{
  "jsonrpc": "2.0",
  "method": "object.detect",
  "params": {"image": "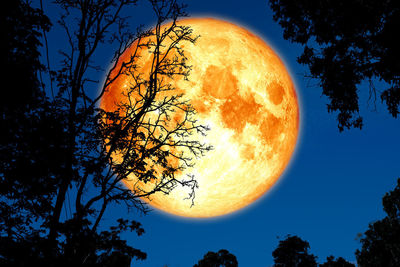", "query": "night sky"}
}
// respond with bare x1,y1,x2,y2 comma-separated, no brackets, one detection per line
41,0,400,266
